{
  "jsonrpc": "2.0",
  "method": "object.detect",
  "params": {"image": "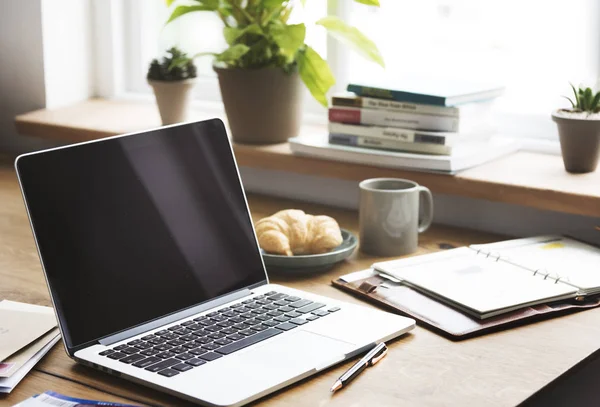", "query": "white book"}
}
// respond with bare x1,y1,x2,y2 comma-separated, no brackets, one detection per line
328,122,463,146
289,134,519,173
329,133,452,155
373,236,600,319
